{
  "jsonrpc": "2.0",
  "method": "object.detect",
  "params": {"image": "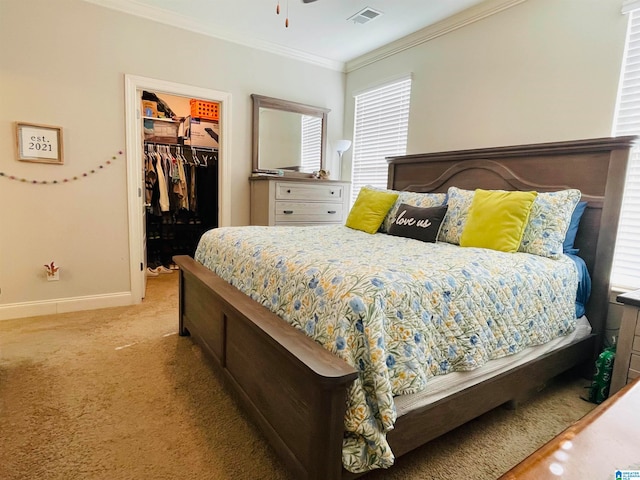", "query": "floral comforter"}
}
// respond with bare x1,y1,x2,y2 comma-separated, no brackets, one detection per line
194,225,578,473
